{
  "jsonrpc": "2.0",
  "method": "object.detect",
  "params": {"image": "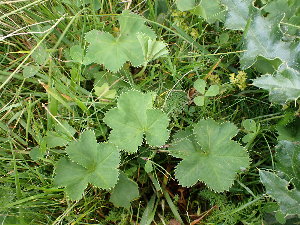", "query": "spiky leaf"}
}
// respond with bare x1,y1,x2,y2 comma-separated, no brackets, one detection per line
54,130,120,200
252,64,300,104
221,0,252,30
104,90,169,153
264,0,299,18
83,10,156,72
240,14,300,69
110,172,139,209
260,141,300,216
259,170,300,215
264,0,300,22
264,0,300,35
170,119,250,192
